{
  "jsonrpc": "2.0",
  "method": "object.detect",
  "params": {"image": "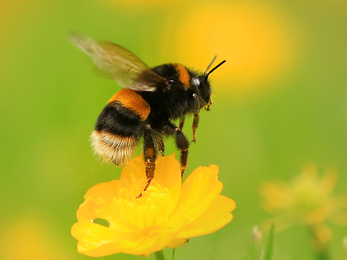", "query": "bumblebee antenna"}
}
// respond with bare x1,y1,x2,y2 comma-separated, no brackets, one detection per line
205,59,226,78
204,55,217,75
